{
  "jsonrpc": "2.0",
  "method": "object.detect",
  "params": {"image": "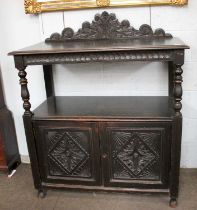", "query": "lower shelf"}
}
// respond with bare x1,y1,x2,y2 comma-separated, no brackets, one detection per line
33,96,174,120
